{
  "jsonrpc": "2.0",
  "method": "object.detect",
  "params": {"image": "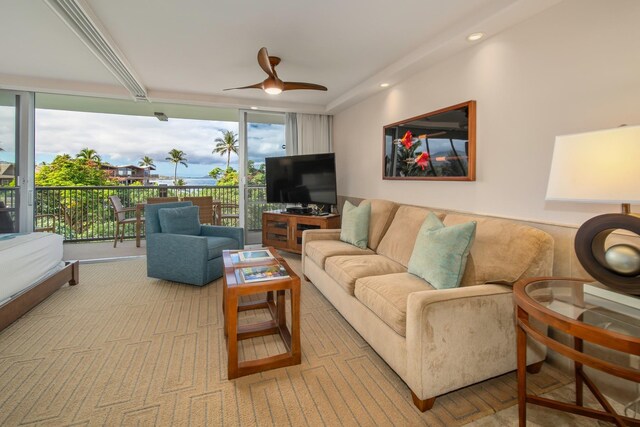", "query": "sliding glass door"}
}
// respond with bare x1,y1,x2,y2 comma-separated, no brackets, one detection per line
239,110,286,245
0,90,35,233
